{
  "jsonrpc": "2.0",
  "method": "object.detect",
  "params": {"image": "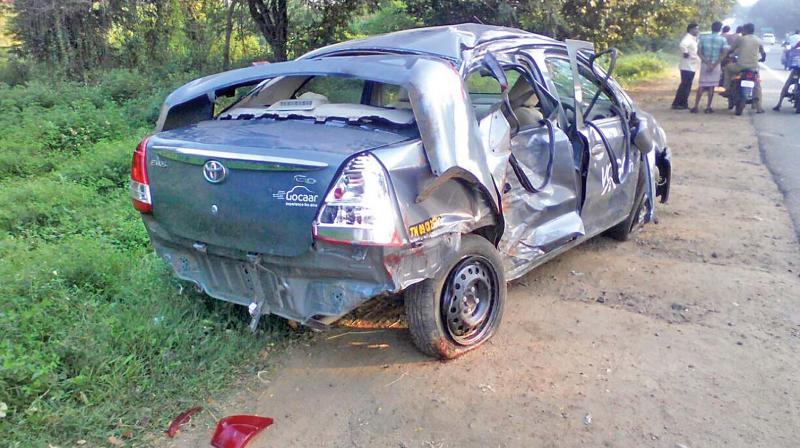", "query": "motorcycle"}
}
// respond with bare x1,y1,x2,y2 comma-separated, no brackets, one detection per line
728,69,761,116
779,48,800,113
